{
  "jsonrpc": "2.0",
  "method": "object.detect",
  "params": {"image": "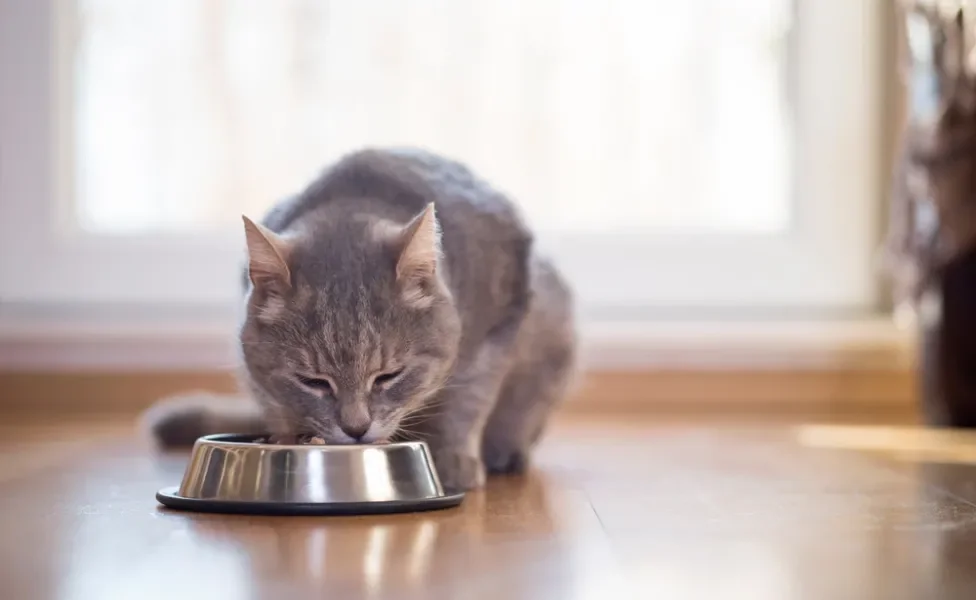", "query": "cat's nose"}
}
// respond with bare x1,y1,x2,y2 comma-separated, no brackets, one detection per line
339,421,370,441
